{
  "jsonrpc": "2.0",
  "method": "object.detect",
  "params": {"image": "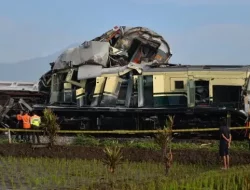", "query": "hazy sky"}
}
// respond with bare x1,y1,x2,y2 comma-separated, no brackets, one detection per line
0,0,250,65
